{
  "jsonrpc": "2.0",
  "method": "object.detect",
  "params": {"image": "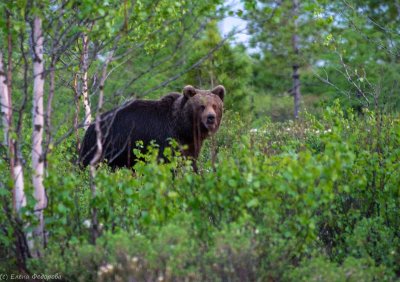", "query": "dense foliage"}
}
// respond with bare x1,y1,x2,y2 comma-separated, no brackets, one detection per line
2,103,399,280
1,0,400,280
